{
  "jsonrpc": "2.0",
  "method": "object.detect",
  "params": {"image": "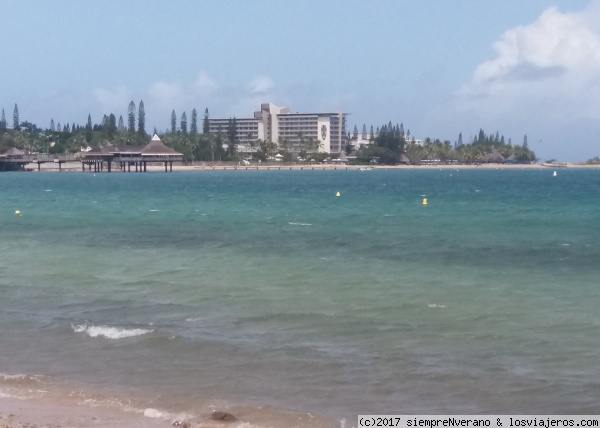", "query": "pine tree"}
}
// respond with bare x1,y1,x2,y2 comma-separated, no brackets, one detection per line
171,110,177,133
56,122,61,132
369,125,374,140
458,132,463,146
65,123,71,133
85,114,93,142
203,108,210,134
50,119,55,131
118,115,125,131
352,124,358,138
523,135,528,148
190,108,198,134
180,112,188,134
108,113,117,135
128,101,136,133
362,124,367,139
227,117,238,154
399,123,405,137
13,104,20,130
137,100,146,137
478,129,485,143
0,108,6,131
